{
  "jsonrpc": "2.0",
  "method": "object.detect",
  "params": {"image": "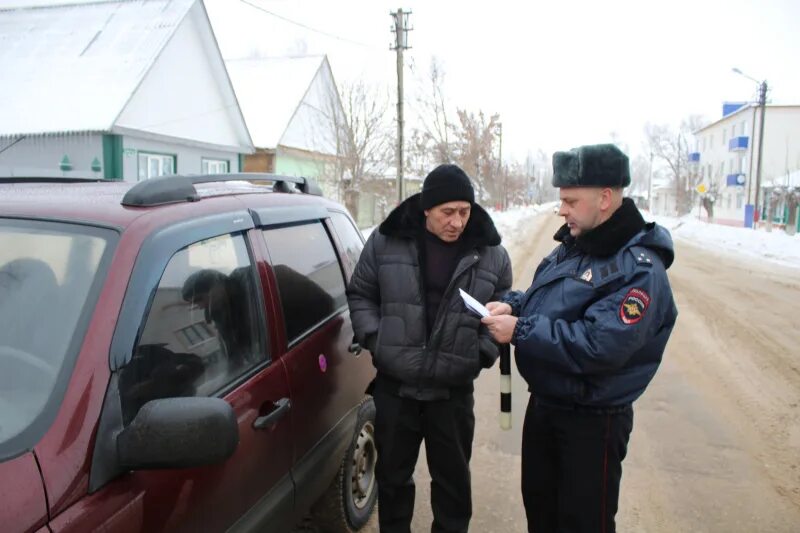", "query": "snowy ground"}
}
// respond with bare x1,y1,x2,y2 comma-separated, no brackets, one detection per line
645,211,800,269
